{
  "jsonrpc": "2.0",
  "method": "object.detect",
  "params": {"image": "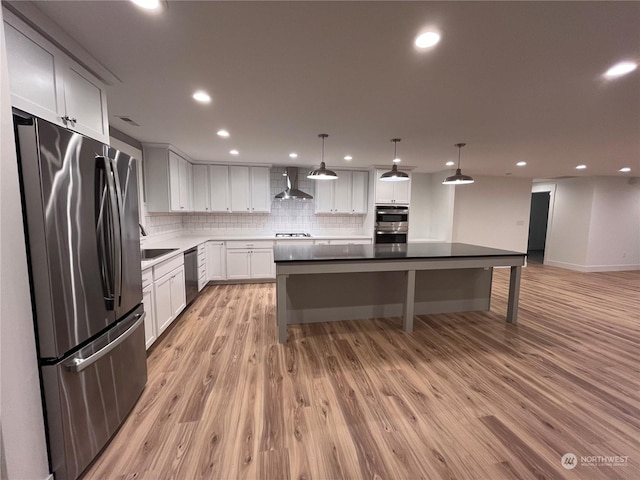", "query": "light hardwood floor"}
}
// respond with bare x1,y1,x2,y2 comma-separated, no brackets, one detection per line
84,264,640,479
